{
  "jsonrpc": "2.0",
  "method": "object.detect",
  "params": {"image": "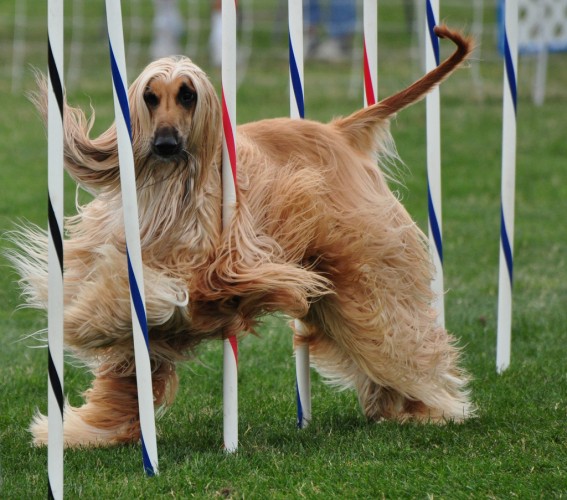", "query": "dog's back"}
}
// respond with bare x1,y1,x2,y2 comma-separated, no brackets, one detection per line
230,25,475,423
